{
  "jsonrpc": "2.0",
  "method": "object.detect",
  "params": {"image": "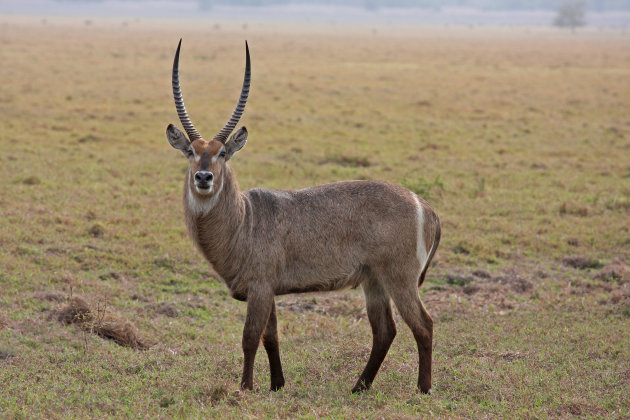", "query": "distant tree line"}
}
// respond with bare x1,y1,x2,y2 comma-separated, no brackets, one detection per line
56,0,630,12
197,0,630,11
